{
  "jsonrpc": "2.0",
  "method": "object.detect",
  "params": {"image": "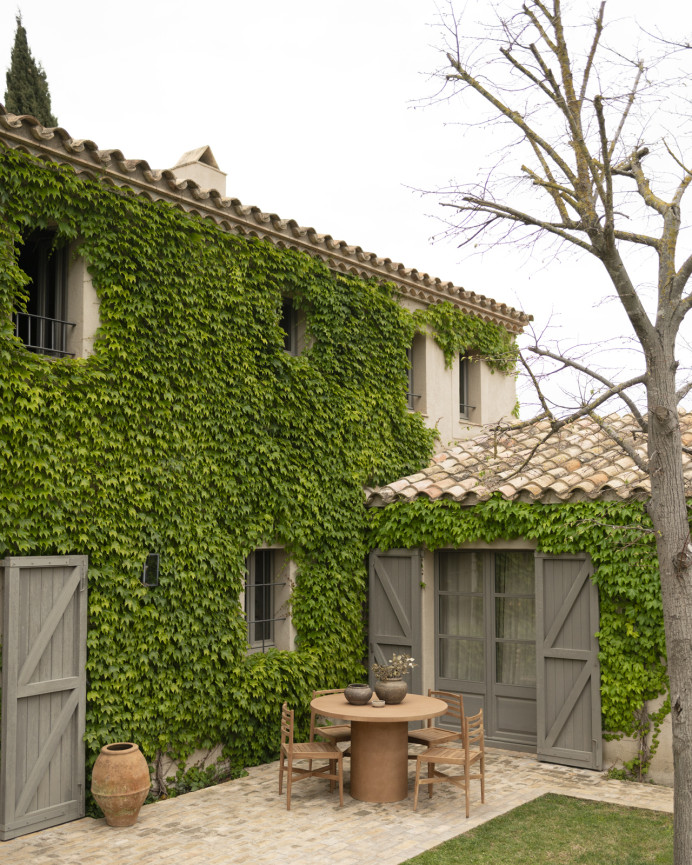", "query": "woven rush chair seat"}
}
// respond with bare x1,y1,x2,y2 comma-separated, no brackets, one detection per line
408,689,464,752
279,702,344,810
413,708,485,817
310,688,351,746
